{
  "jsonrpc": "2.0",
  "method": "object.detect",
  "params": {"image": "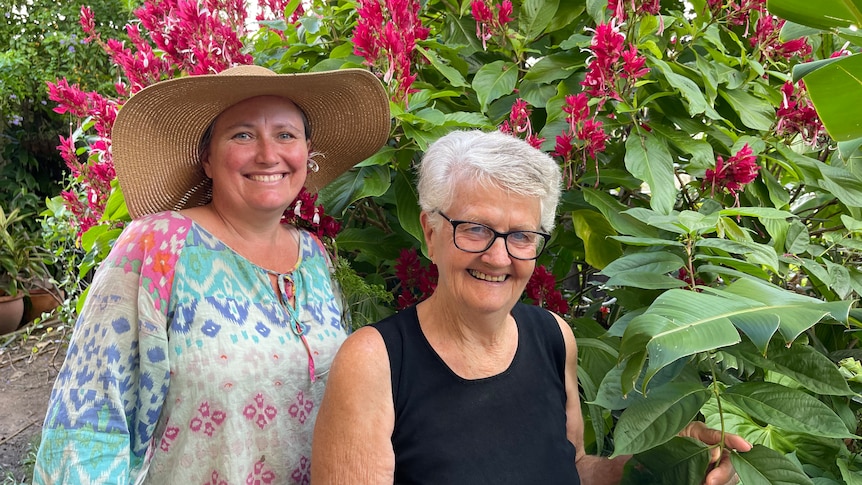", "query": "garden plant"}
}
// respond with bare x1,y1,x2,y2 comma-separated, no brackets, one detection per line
43,0,862,483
